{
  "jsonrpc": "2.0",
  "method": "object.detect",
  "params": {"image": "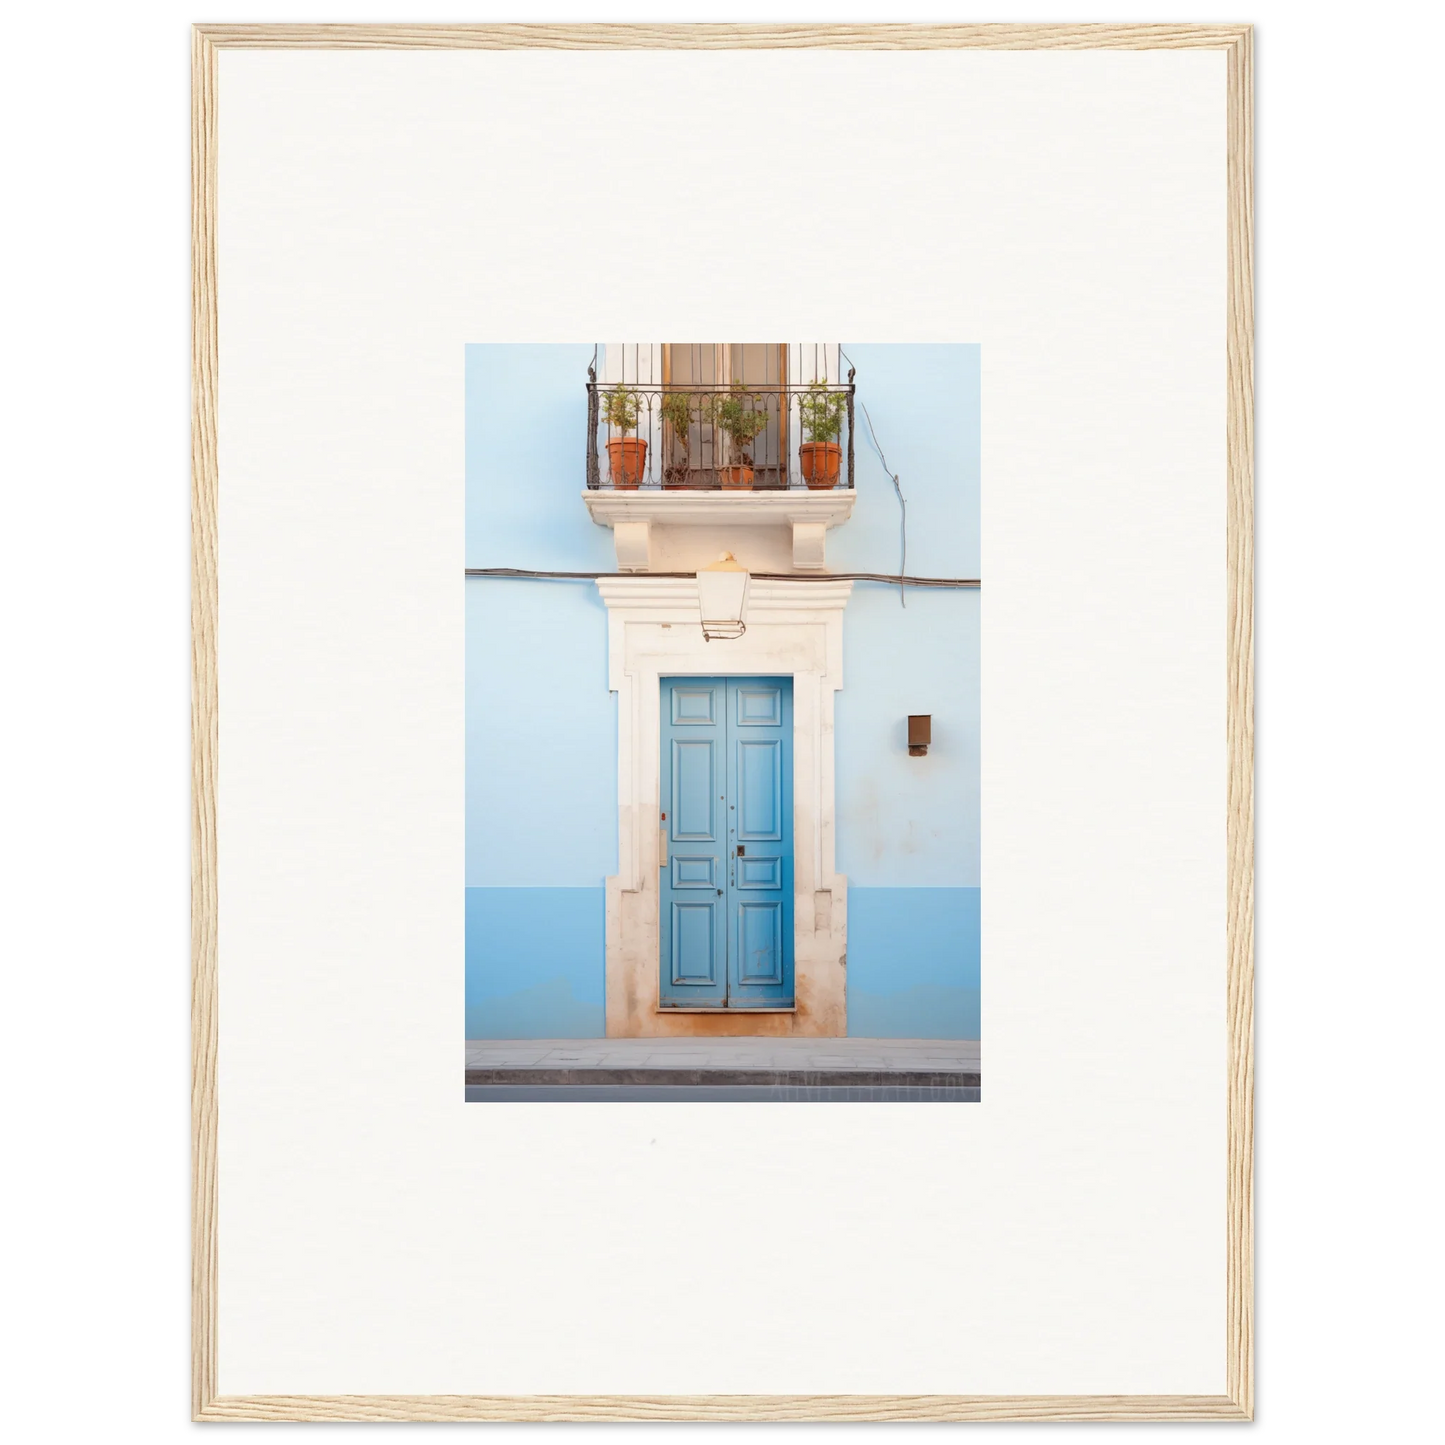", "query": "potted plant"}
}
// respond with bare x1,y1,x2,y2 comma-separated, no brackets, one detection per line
797,380,847,489
712,383,771,489
602,387,646,489
659,390,694,488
